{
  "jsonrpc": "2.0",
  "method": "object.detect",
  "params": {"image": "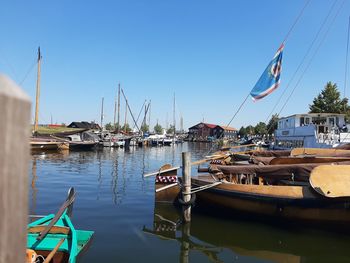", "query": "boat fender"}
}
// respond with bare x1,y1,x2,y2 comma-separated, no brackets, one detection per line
178,193,196,206
26,249,37,263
